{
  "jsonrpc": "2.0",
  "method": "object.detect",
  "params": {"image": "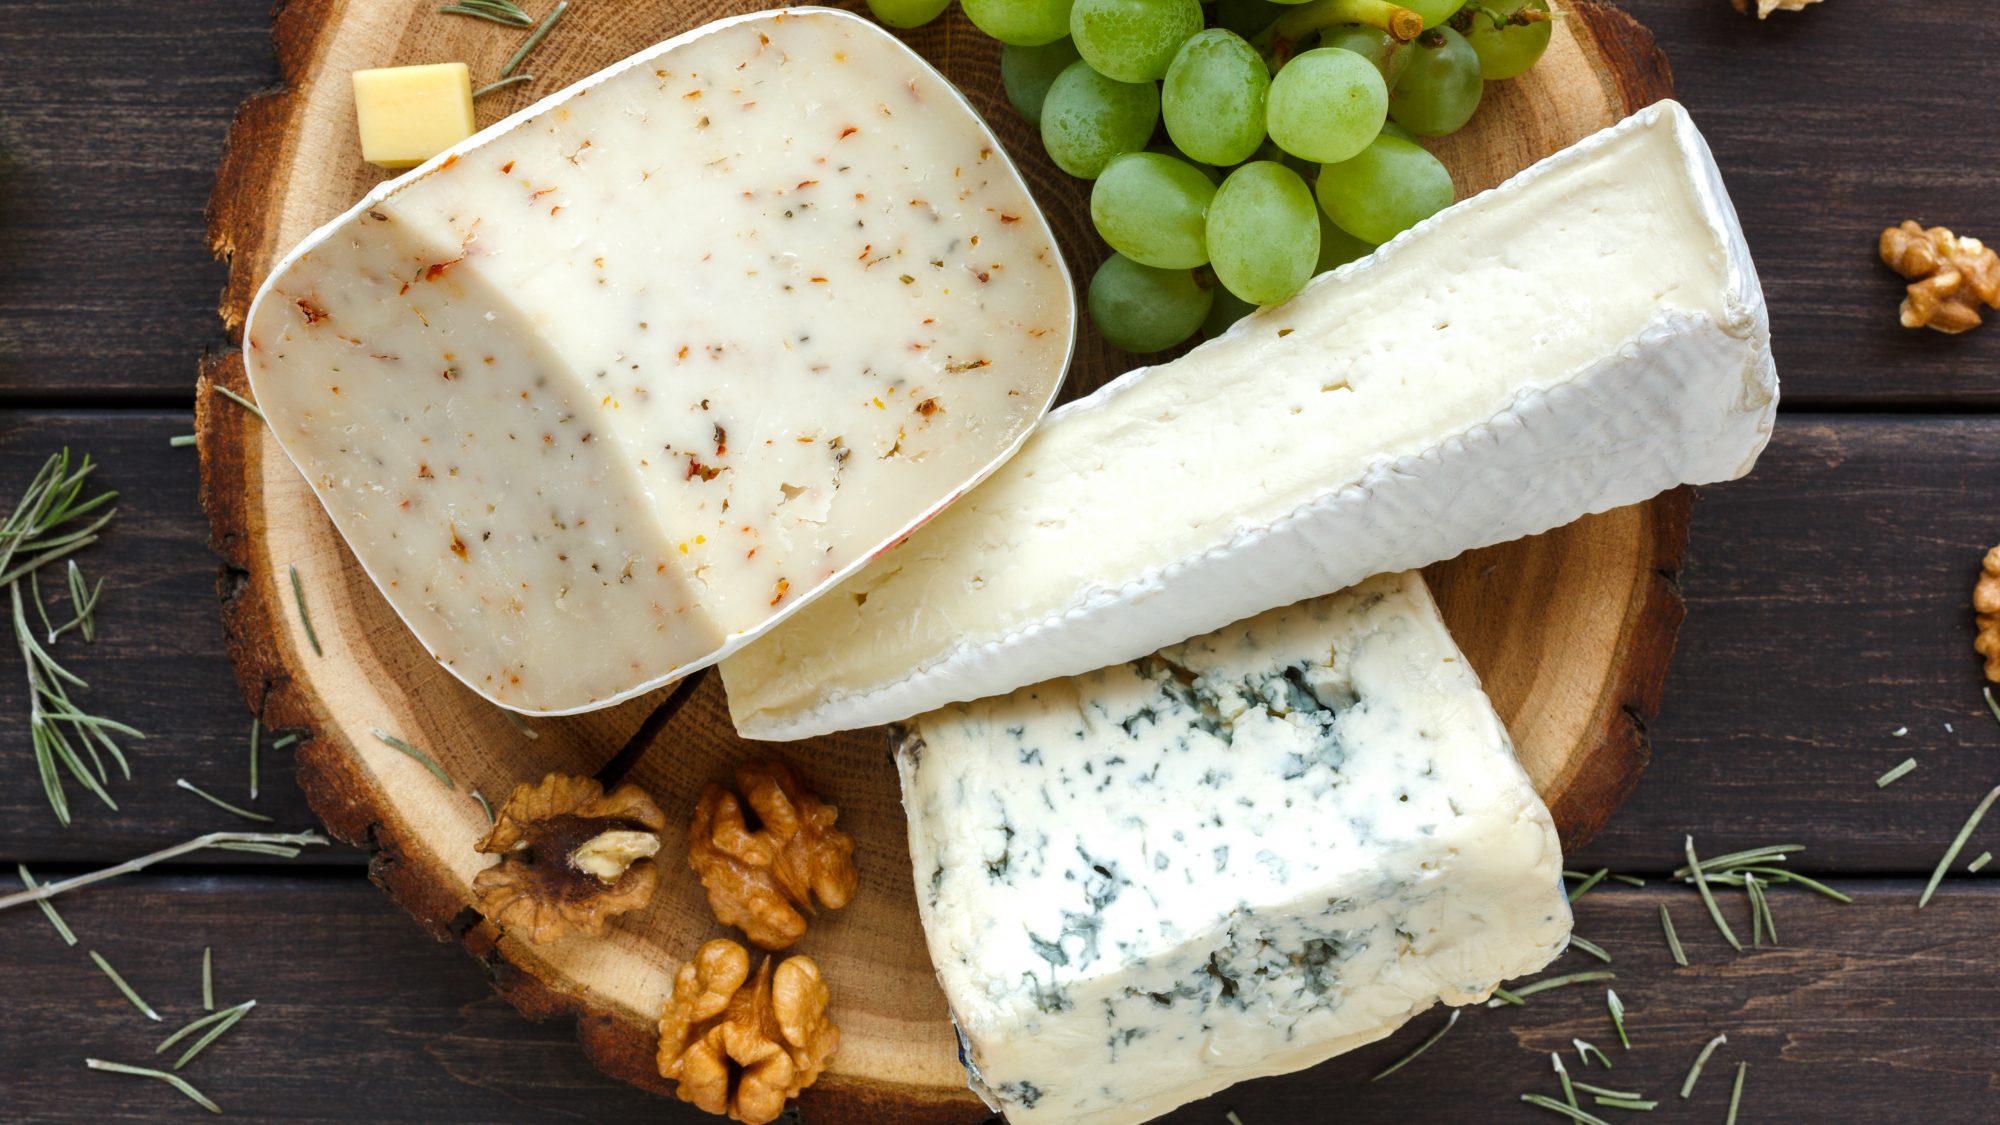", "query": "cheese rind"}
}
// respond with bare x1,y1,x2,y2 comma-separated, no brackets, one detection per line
722,99,1776,740
899,573,1570,1125
245,10,1073,713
